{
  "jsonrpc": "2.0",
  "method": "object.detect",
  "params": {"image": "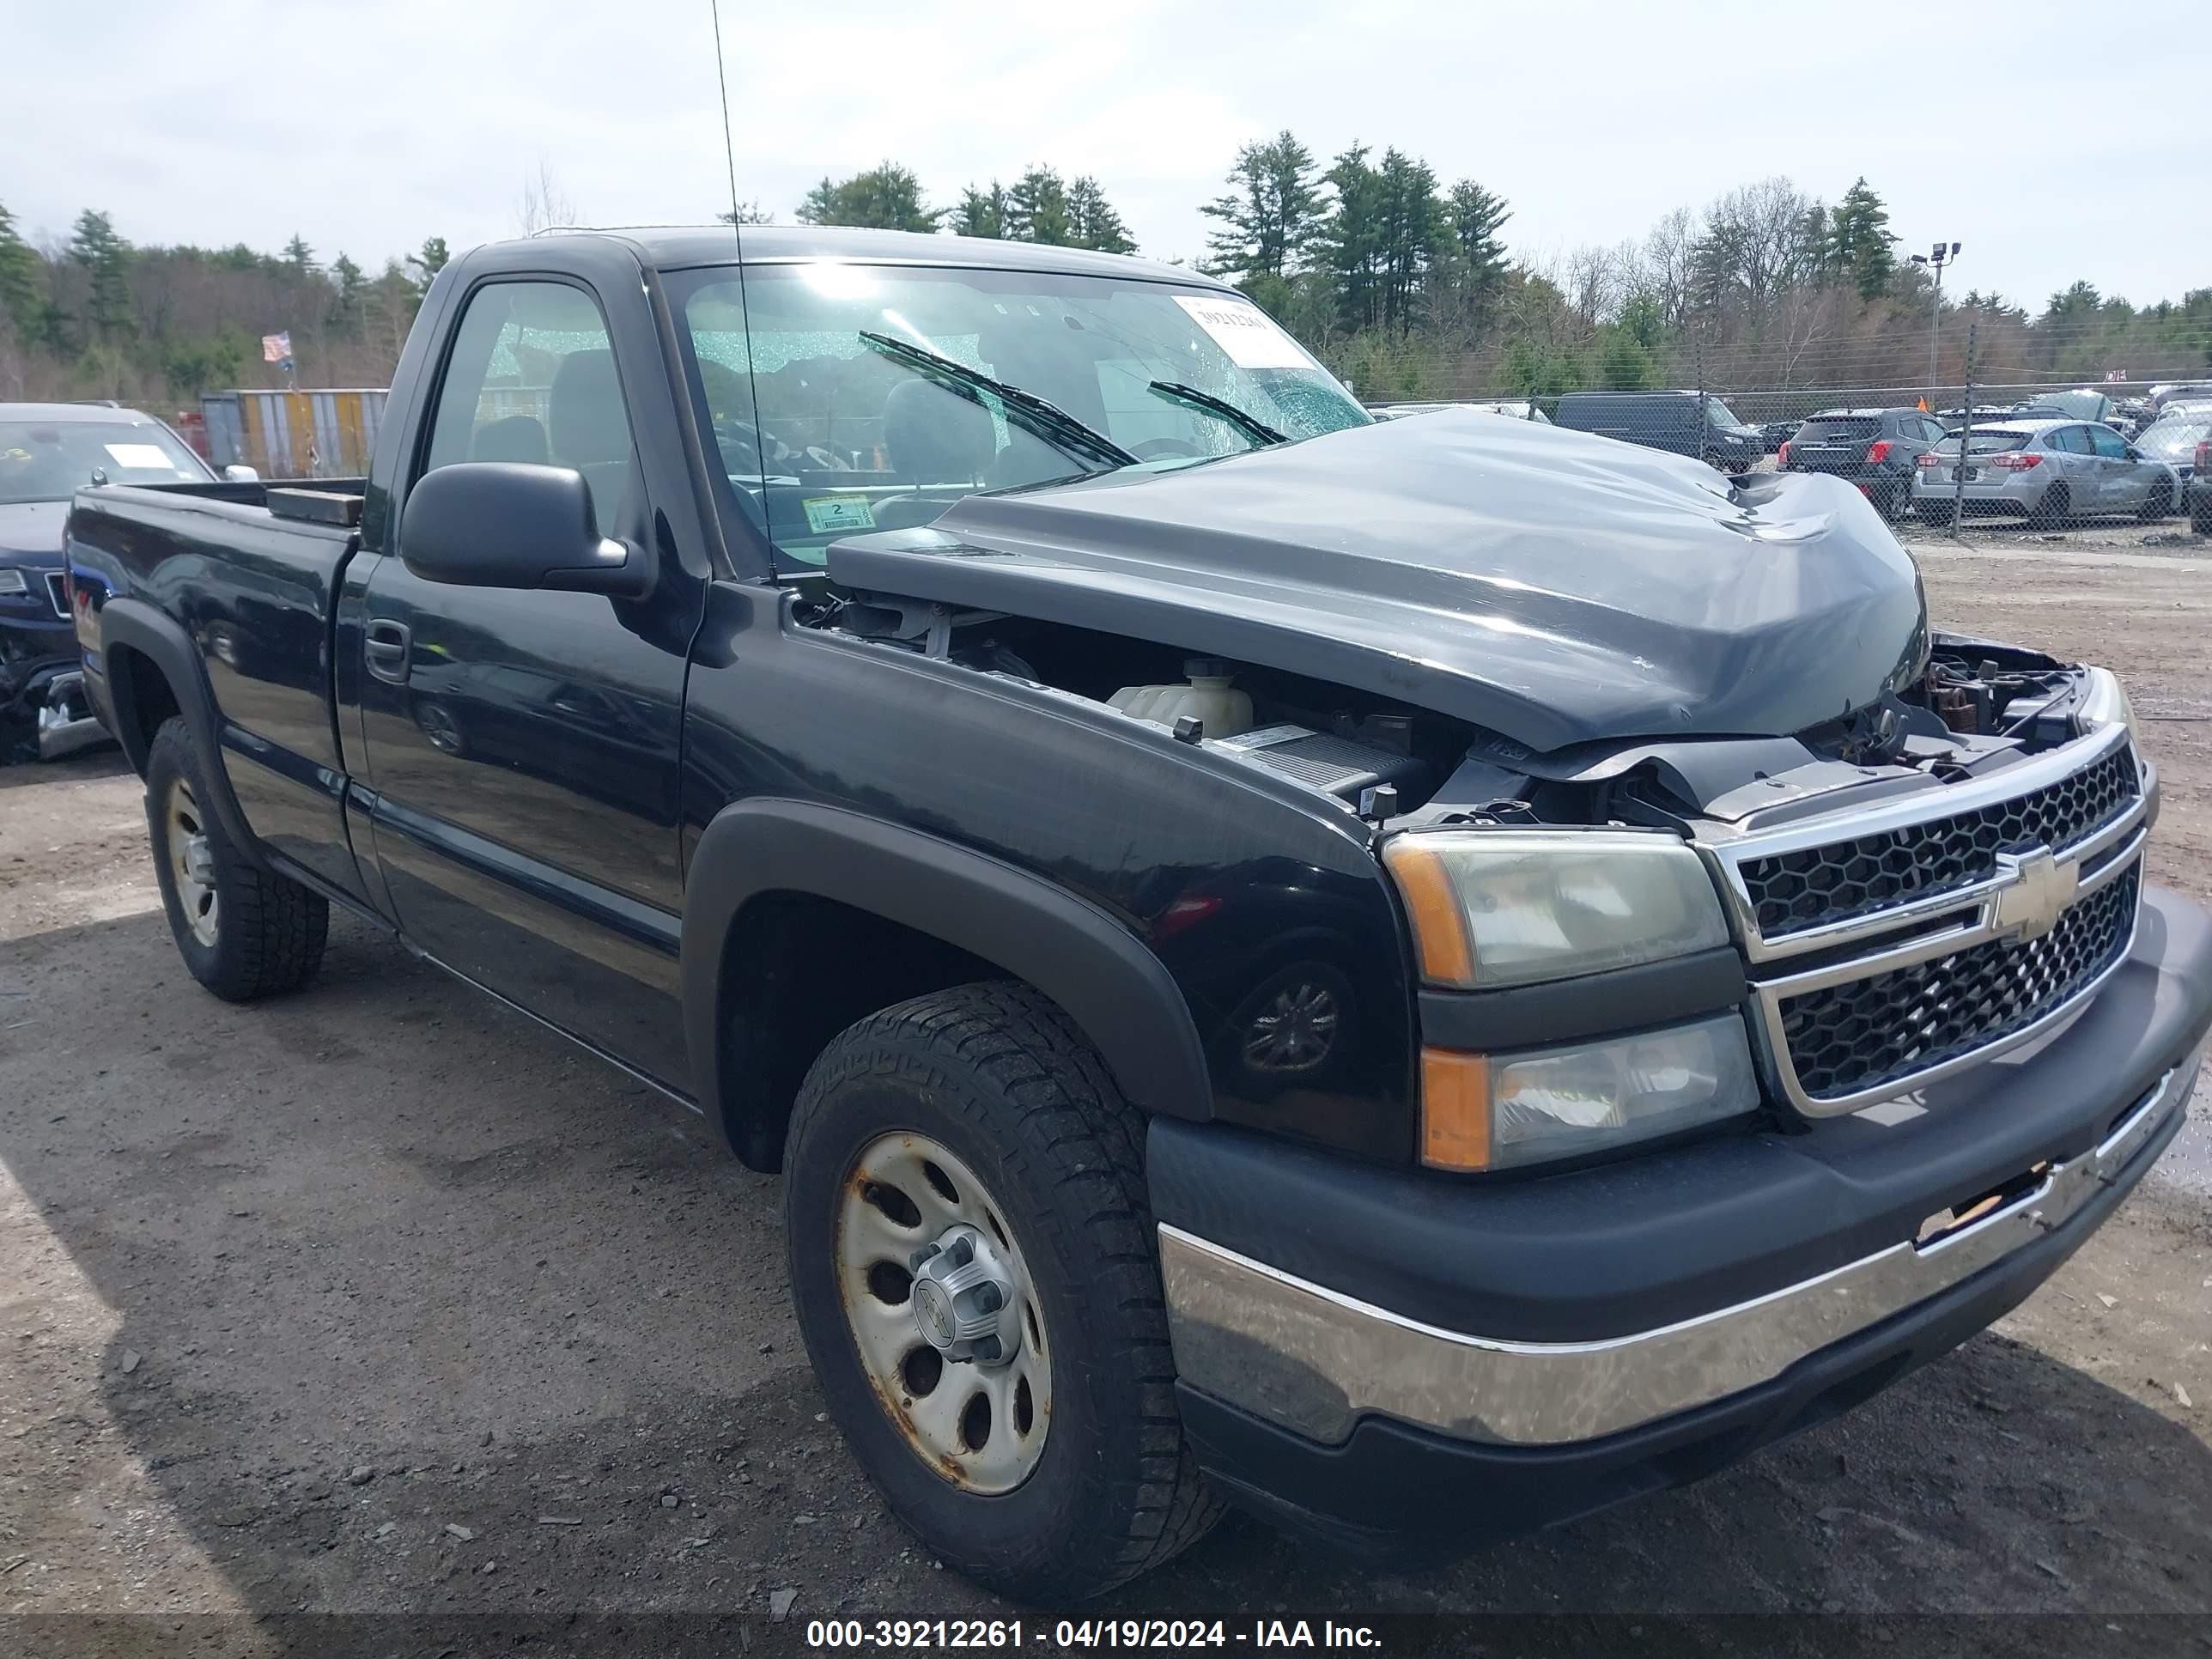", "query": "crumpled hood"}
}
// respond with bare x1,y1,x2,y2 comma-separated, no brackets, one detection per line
0,501,67,564
824,409,1927,754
